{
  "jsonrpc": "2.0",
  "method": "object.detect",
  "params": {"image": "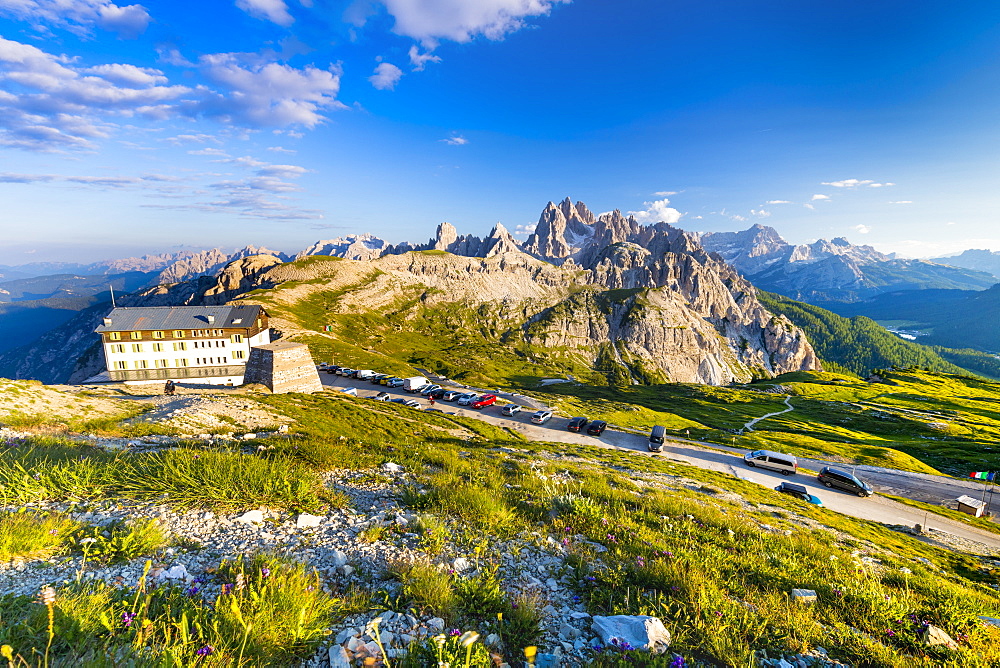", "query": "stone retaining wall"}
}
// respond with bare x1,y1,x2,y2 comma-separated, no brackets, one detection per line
244,341,323,394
